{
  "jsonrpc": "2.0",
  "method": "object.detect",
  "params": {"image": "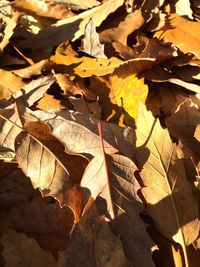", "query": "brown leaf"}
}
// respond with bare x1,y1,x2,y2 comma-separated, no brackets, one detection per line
165,96,200,158
0,195,74,251
13,75,56,107
100,9,145,45
113,38,177,77
53,52,123,77
0,106,23,151
13,59,54,79
81,153,156,267
0,12,20,53
12,0,74,20
14,130,84,222
52,0,100,11
0,69,26,96
155,14,200,59
135,103,199,267
81,18,106,58
0,162,36,207
20,0,124,49
28,109,134,159
58,199,131,267
1,229,57,267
